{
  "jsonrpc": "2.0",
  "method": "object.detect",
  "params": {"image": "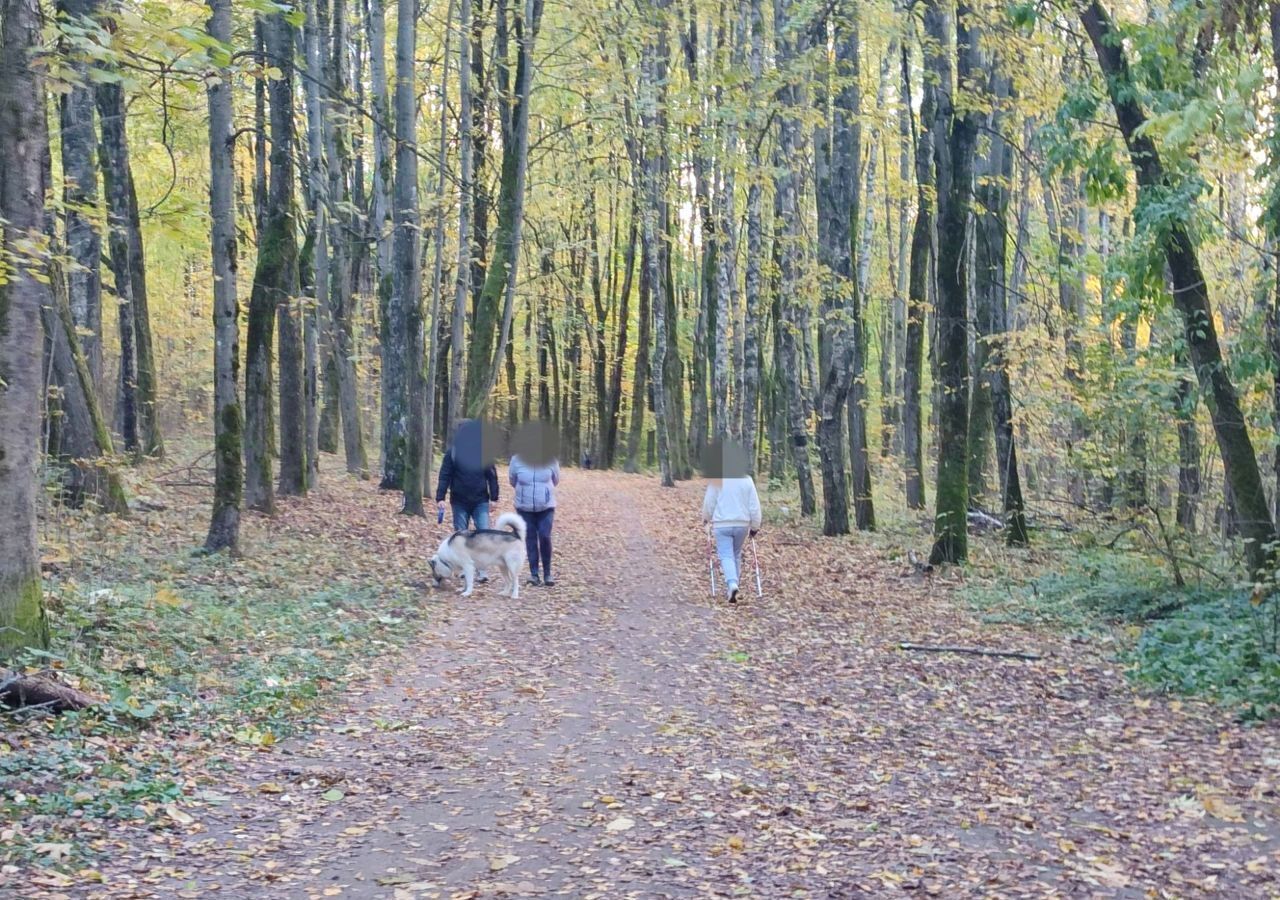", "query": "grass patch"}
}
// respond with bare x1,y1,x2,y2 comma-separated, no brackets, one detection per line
962,537,1280,721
